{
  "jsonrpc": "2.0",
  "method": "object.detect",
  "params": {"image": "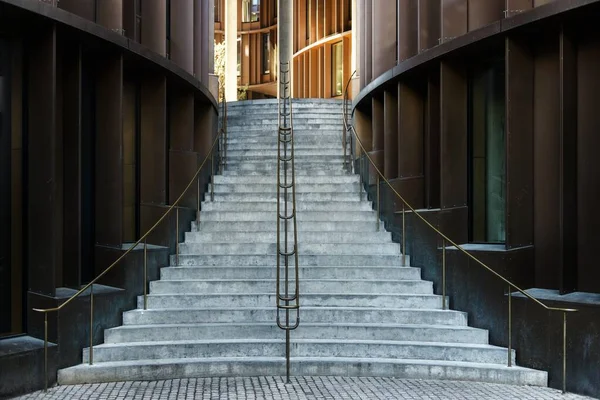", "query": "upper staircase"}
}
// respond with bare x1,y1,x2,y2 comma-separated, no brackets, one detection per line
58,99,547,386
